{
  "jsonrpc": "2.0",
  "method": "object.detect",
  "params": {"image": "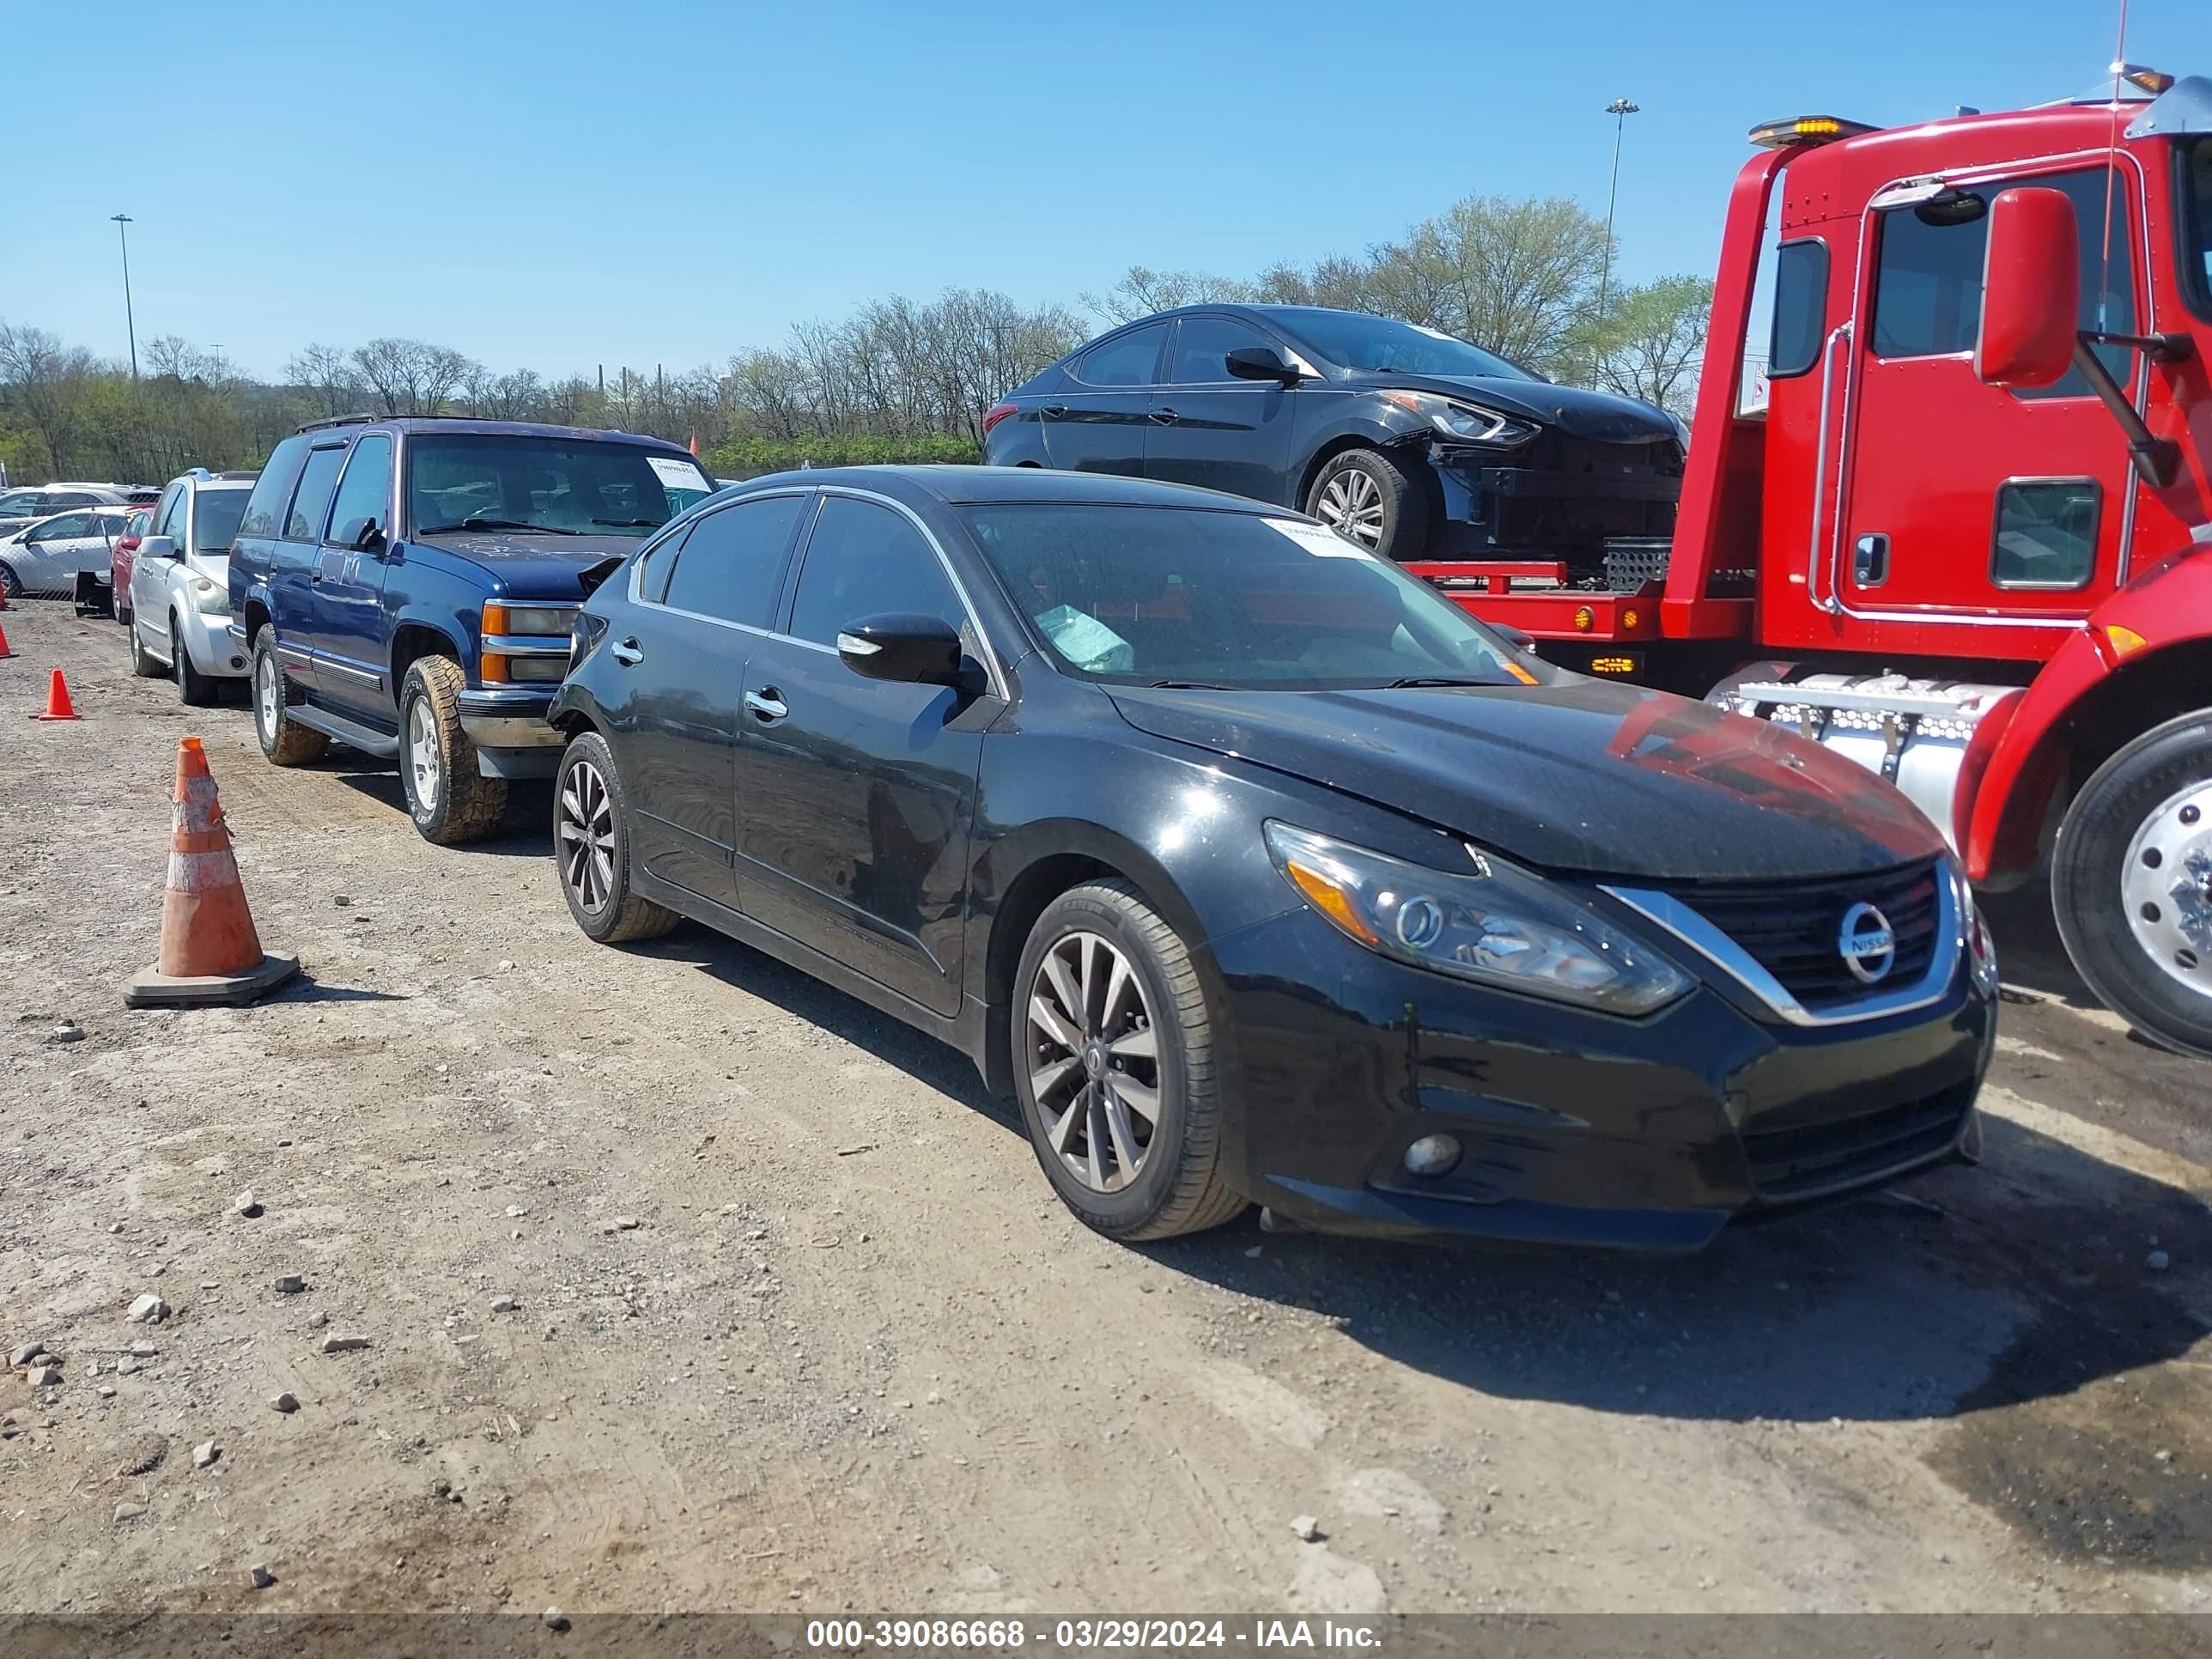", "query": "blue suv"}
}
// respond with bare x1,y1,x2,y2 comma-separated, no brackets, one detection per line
228,416,717,843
